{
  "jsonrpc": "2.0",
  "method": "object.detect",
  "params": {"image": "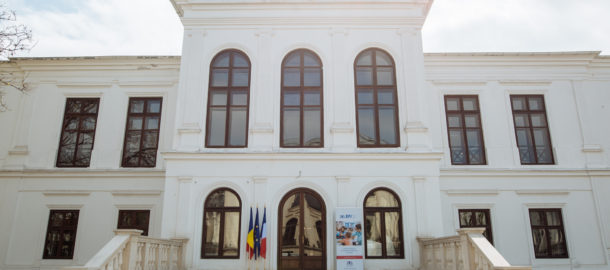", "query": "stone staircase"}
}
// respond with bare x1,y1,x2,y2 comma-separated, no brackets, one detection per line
64,230,187,270
418,228,531,270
